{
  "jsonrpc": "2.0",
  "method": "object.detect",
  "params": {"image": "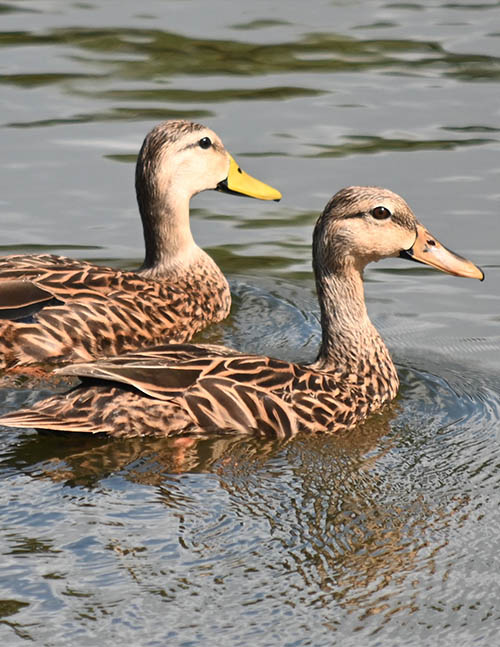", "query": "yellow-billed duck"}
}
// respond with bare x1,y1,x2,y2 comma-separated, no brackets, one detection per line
0,120,281,371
